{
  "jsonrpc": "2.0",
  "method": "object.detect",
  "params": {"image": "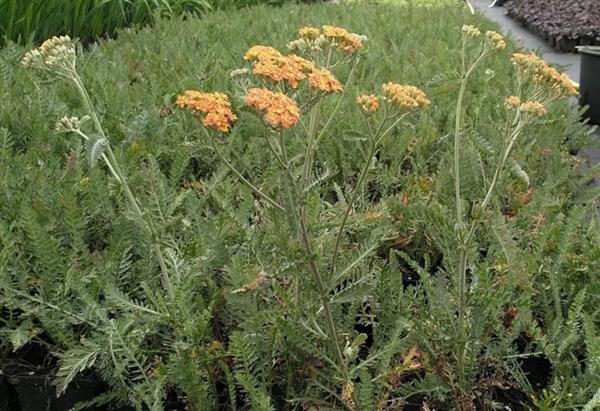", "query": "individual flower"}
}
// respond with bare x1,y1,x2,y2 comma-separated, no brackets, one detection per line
176,91,238,133
308,68,343,93
22,35,76,75
485,30,506,50
244,88,300,129
356,94,380,113
299,26,320,39
382,83,430,109
322,25,363,53
461,25,481,38
505,95,521,109
521,101,546,116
